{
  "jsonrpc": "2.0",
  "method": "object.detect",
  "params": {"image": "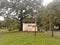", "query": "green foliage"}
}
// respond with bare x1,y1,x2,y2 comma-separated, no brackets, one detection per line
3,18,19,31
8,19,19,31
